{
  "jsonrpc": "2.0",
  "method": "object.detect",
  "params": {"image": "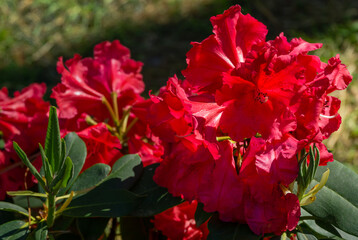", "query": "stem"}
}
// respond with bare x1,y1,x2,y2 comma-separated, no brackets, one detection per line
112,92,119,124
47,193,56,227
216,136,232,142
102,96,119,127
